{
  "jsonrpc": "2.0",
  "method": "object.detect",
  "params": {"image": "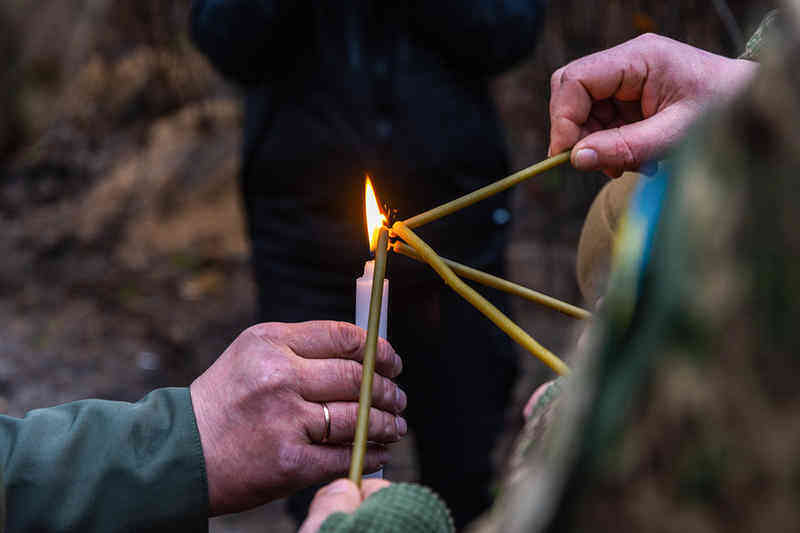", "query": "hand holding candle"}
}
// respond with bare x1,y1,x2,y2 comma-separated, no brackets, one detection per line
349,179,391,487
